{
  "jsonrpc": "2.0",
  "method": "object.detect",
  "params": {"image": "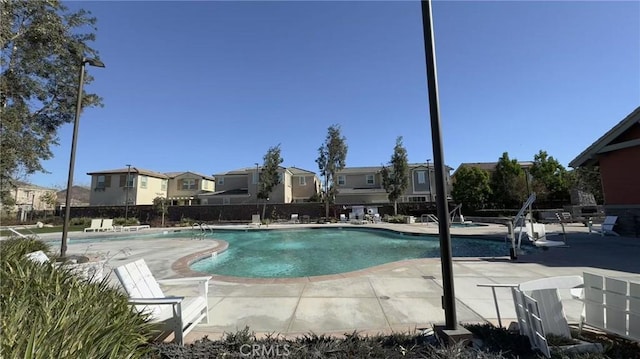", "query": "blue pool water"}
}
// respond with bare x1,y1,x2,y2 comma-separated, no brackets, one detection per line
190,227,509,278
